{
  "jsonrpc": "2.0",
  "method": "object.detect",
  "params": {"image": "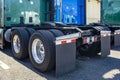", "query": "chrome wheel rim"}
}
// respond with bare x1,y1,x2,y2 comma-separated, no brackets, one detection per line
32,39,45,64
13,35,20,54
